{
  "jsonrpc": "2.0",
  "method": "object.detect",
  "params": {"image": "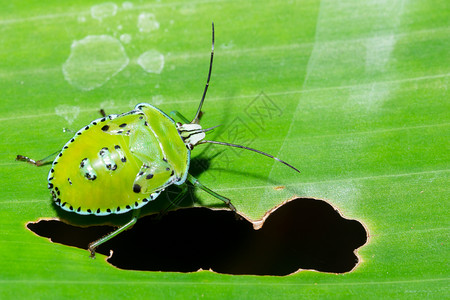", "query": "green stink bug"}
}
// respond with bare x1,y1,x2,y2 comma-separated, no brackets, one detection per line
17,23,299,257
